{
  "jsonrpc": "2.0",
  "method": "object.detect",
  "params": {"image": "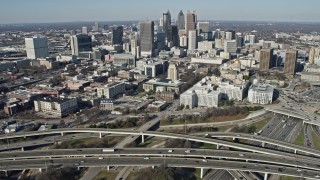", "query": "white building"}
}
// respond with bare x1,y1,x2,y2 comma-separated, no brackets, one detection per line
224,40,237,53
225,32,233,40
249,35,256,44
97,82,126,98
180,79,221,108
217,81,249,101
34,97,78,118
25,37,49,60
198,41,214,51
248,83,274,104
188,30,197,50
180,36,188,47
167,63,179,81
